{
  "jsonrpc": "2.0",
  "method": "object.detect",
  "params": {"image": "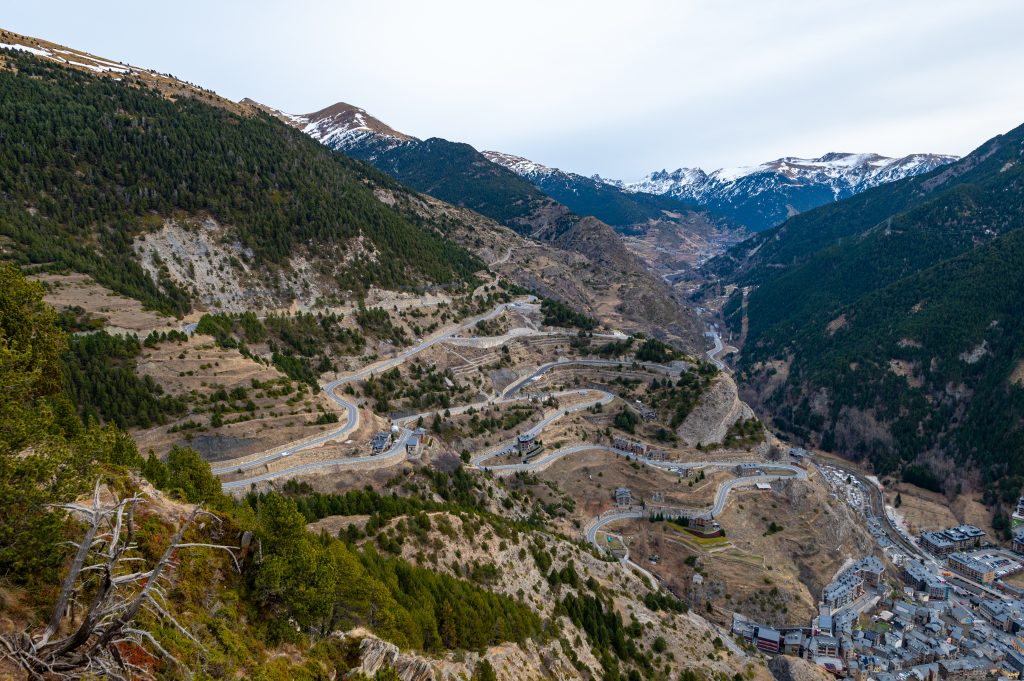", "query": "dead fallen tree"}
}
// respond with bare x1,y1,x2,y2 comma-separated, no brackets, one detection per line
0,480,239,680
